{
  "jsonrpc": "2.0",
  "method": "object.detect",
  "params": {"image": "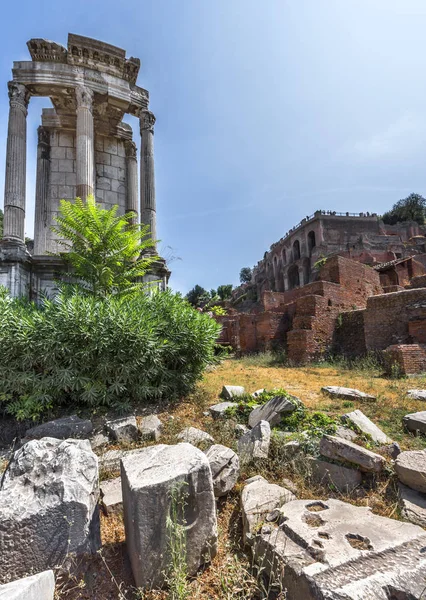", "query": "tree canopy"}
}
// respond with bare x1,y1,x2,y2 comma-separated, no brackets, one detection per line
382,193,426,226
52,196,157,298
217,284,233,300
239,267,252,284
